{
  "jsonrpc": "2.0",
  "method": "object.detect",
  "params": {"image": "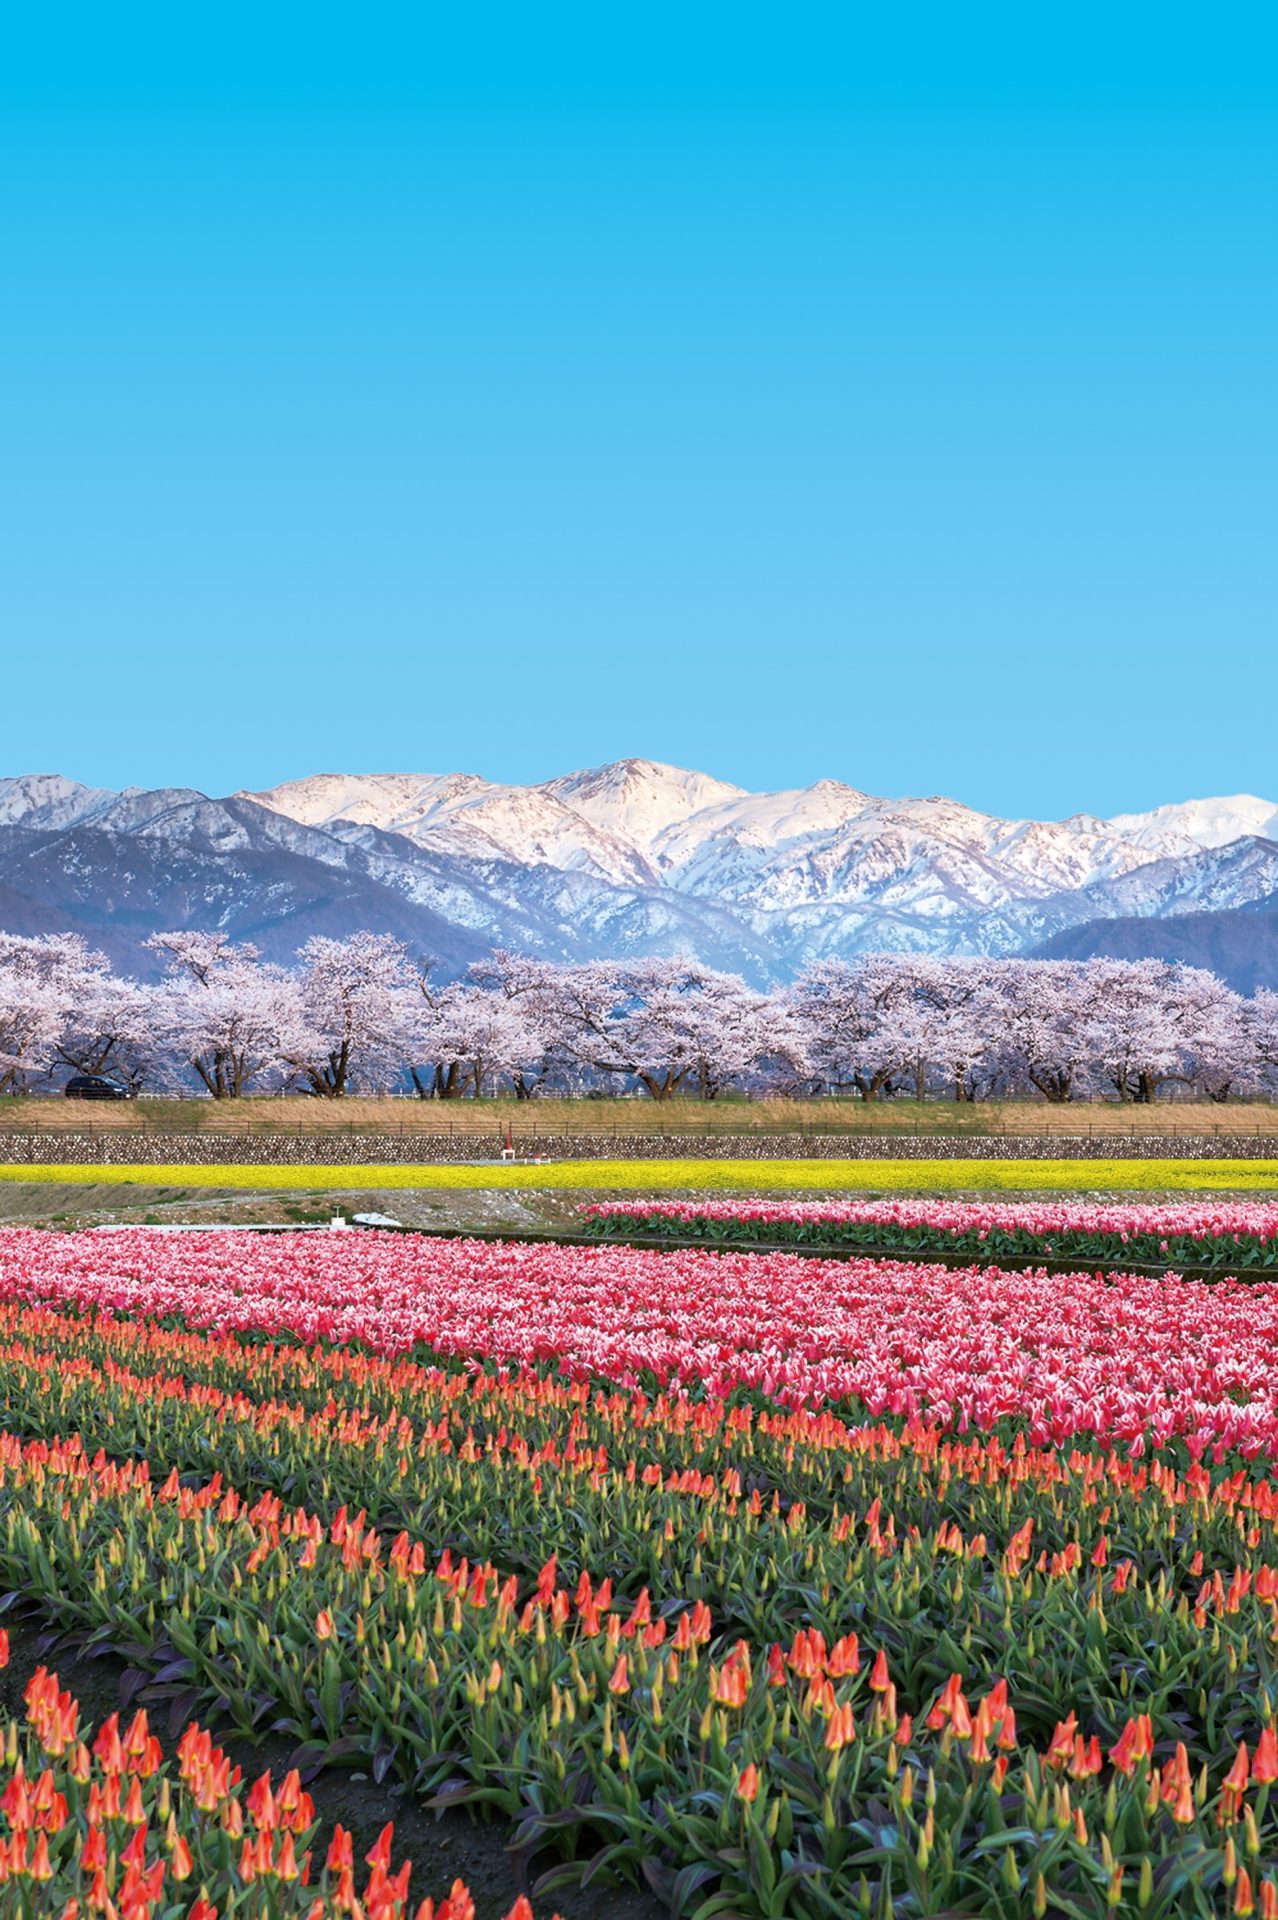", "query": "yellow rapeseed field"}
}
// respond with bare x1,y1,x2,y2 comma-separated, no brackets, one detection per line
1,1158,1277,1192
